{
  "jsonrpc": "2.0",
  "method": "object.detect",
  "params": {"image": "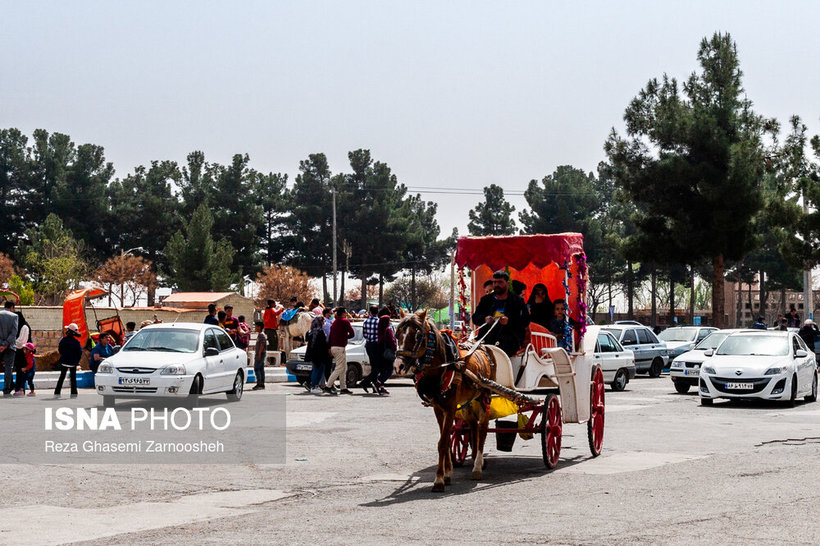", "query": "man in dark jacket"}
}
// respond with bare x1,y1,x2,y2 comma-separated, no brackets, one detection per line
798,319,819,352
472,270,530,356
